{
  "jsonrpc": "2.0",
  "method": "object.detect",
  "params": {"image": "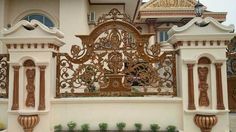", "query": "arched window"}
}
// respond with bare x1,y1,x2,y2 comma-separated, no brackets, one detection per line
22,13,54,28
